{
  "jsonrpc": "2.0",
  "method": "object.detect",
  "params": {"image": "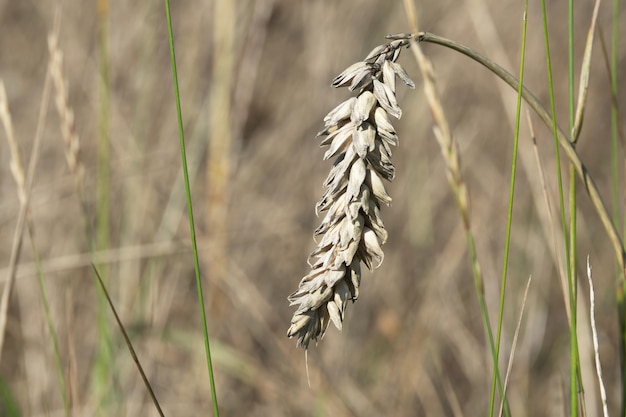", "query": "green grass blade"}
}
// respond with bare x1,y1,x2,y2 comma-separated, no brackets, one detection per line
0,376,20,417
93,0,116,413
162,2,220,415
403,6,511,408
489,3,528,416
96,0,110,263
611,0,626,412
540,0,571,299
568,165,581,416
567,2,580,414
538,8,583,414
568,0,575,133
29,229,69,416
418,31,626,416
